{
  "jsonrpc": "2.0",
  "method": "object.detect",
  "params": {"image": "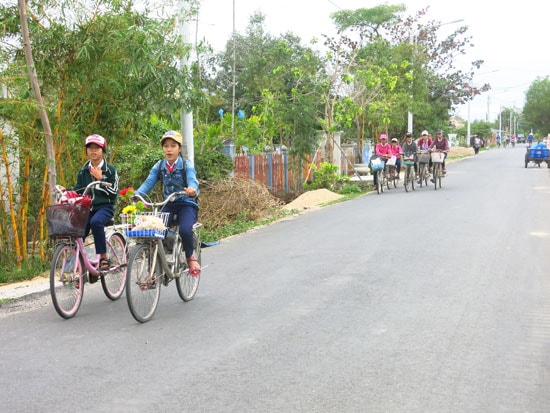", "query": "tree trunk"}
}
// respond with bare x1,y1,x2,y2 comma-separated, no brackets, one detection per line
18,0,56,205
